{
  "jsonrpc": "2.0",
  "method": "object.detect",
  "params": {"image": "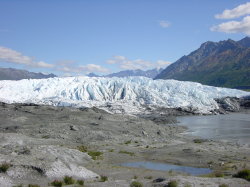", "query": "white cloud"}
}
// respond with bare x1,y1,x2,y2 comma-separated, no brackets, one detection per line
159,20,171,28
0,46,55,68
156,60,172,68
57,63,109,74
212,2,250,35
106,56,171,70
0,46,109,75
79,64,109,73
215,2,250,19
211,15,250,35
